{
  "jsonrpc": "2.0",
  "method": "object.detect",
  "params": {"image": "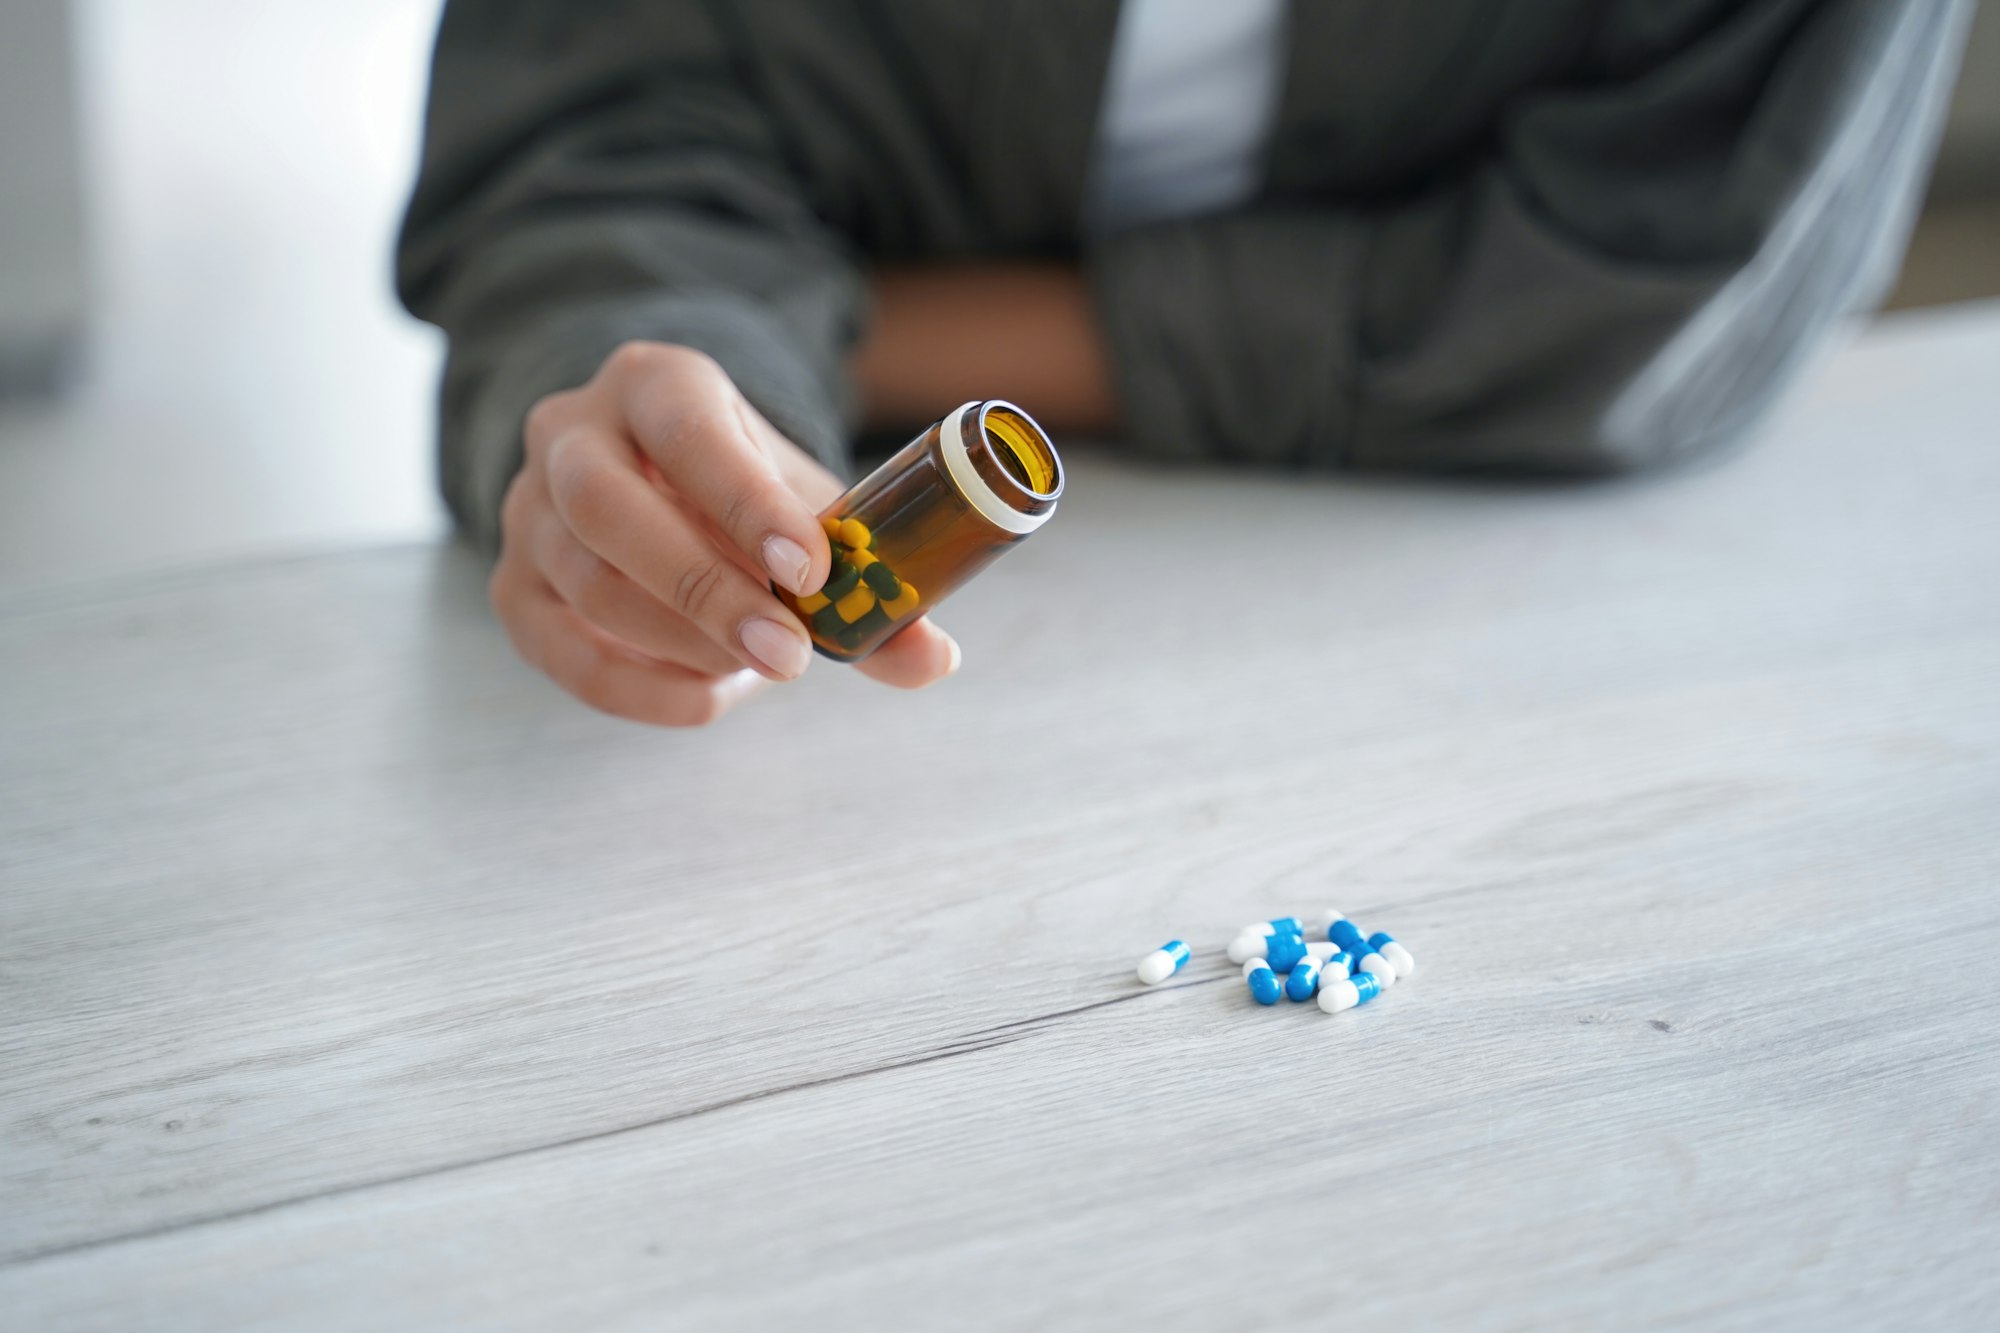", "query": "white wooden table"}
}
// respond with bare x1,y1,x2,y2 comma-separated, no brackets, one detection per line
4,306,1998,1330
